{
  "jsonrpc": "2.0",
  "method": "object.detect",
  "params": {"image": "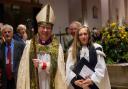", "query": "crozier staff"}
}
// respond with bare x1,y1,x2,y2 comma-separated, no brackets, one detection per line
16,4,67,89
